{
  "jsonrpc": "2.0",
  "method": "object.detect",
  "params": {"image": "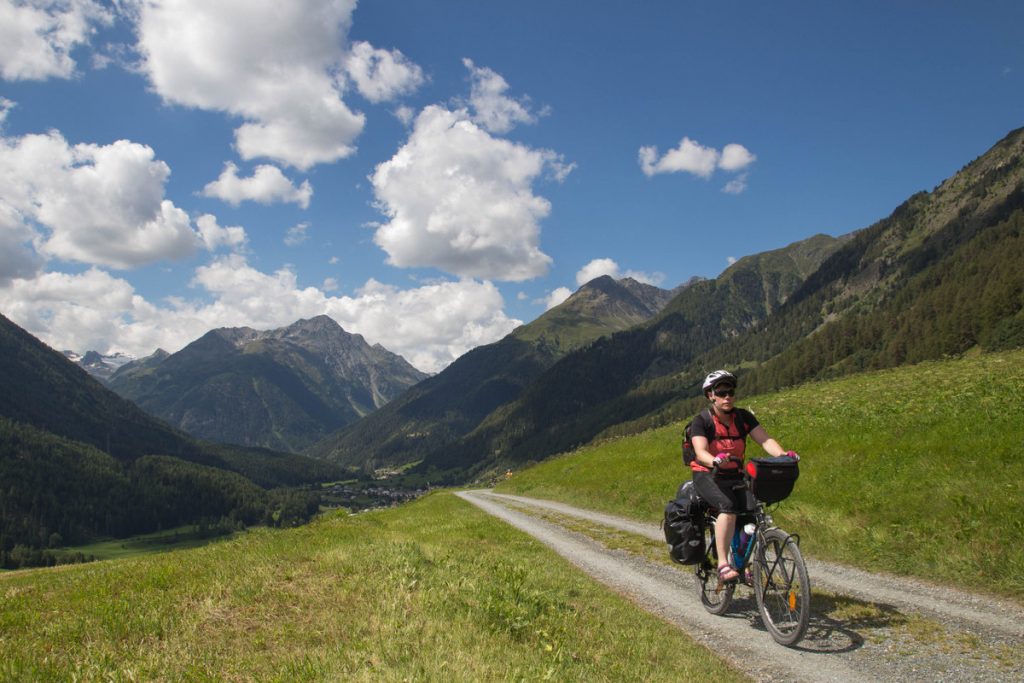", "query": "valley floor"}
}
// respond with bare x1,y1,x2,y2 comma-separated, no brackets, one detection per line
458,490,1023,683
